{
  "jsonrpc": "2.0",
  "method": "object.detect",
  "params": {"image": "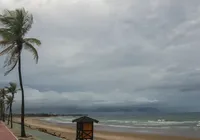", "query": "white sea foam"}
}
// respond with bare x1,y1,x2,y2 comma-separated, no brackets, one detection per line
41,117,199,129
